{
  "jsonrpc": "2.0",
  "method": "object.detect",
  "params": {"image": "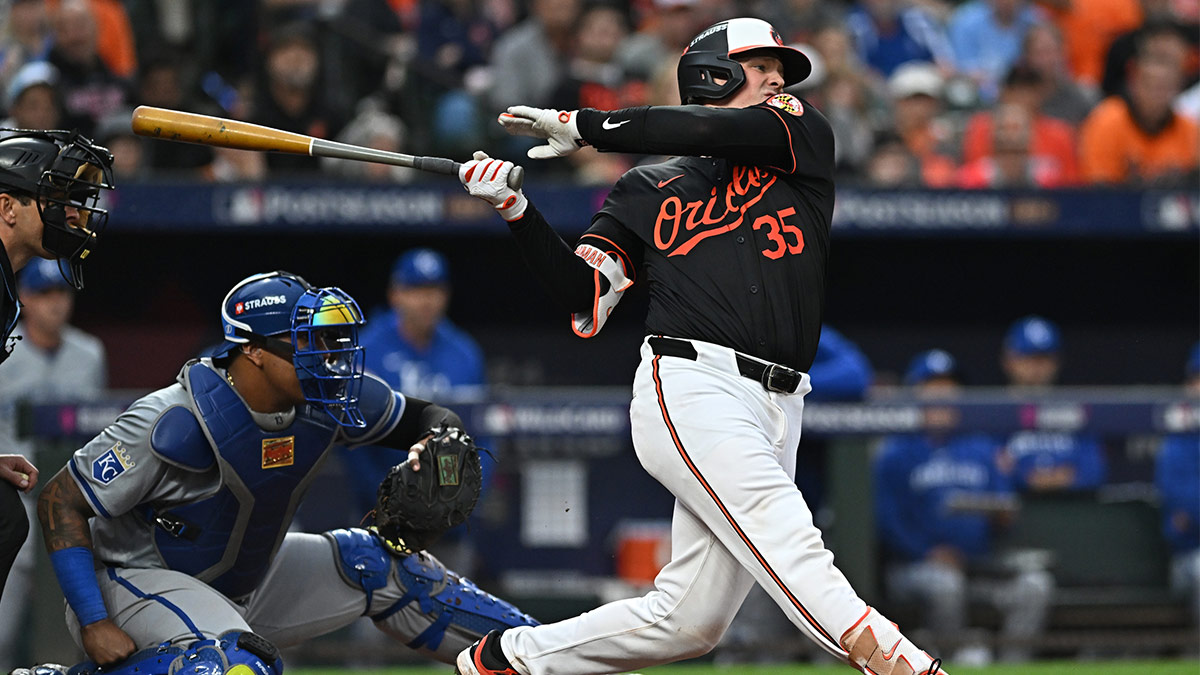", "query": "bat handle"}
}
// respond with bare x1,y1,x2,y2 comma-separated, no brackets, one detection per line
414,156,525,191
